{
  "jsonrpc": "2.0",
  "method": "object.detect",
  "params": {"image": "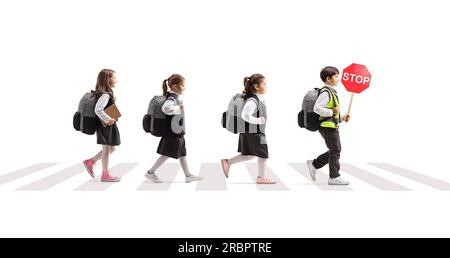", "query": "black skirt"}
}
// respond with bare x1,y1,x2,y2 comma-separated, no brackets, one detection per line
238,133,268,158
97,123,121,146
157,135,186,159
